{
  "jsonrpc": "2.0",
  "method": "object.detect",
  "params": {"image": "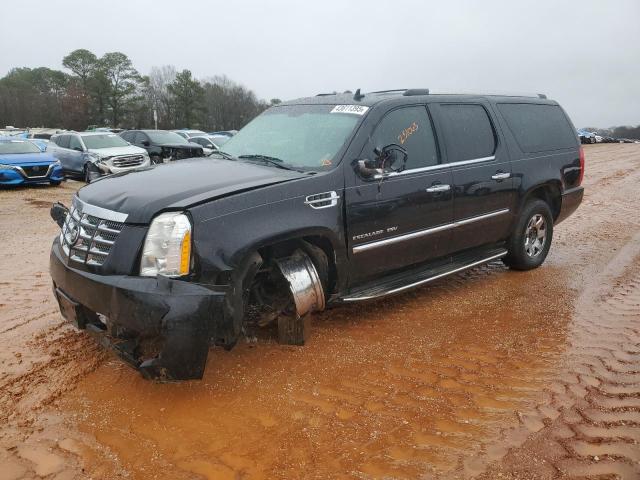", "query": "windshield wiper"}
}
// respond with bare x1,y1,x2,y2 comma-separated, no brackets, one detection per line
238,154,298,171
213,150,238,161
